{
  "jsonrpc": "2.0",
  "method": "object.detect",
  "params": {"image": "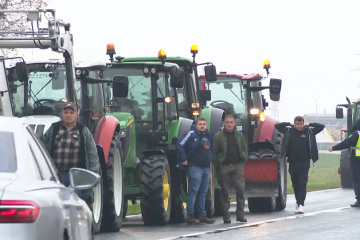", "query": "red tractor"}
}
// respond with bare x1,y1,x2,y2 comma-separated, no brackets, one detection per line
198,62,286,213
